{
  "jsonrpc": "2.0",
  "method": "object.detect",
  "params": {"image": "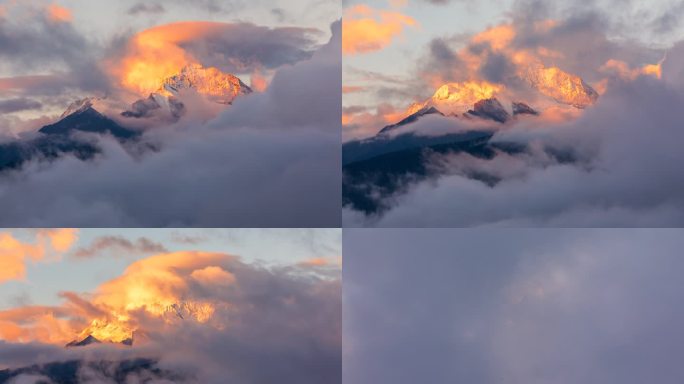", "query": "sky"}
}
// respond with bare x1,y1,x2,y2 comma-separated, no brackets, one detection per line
1,0,337,118
342,0,684,140
0,0,342,227
344,228,684,384
0,228,341,382
0,228,341,309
